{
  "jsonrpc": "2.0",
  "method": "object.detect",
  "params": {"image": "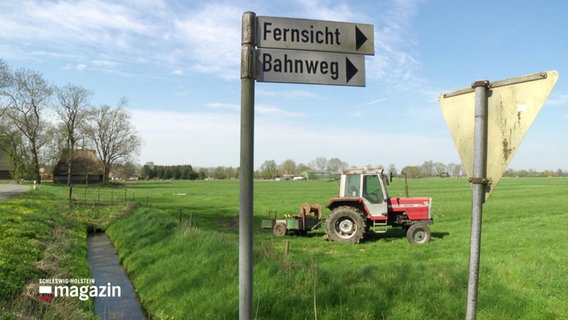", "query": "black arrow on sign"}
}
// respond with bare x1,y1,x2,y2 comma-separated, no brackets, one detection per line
355,26,368,50
346,57,358,83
